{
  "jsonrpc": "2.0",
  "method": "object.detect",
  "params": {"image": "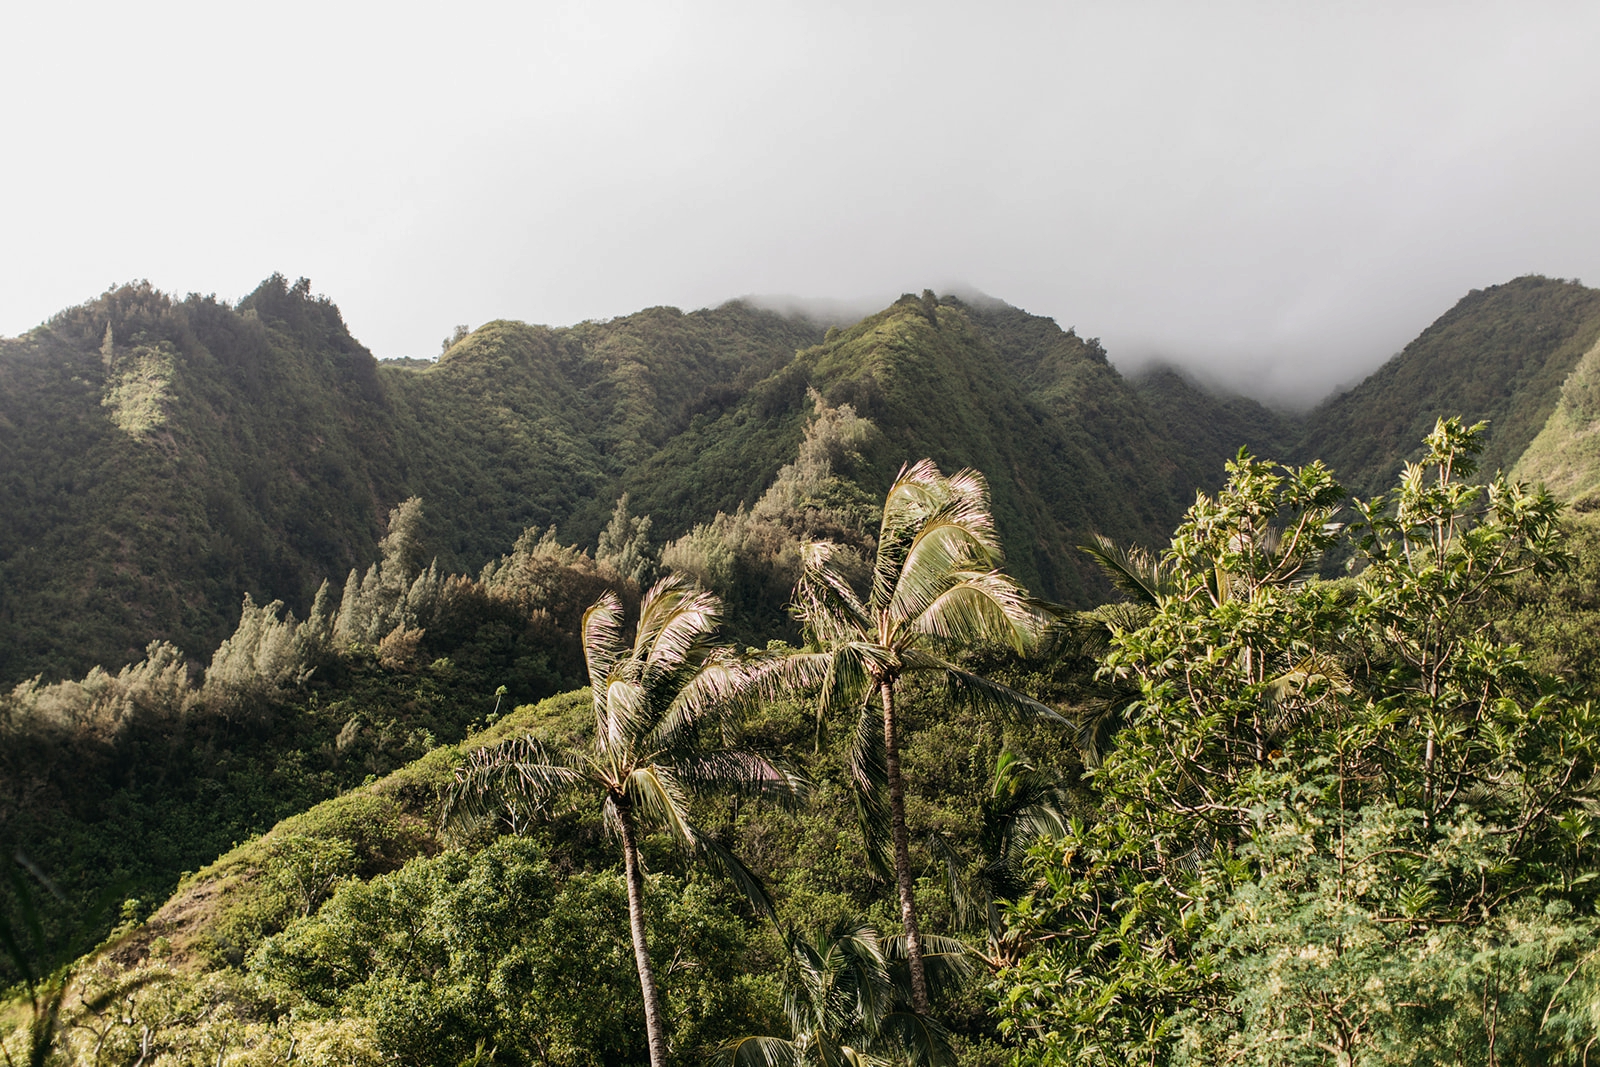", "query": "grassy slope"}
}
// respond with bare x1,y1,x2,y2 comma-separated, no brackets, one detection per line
1513,337,1600,509
108,689,594,973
